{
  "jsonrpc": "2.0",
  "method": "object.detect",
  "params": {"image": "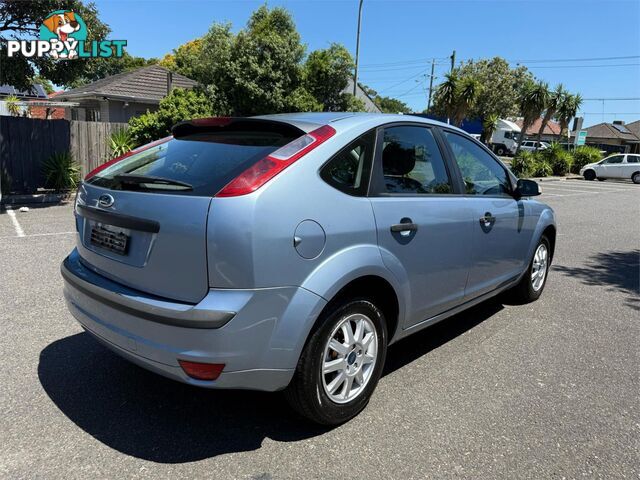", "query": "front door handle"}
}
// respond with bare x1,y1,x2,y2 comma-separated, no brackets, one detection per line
390,220,418,236
479,212,496,228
